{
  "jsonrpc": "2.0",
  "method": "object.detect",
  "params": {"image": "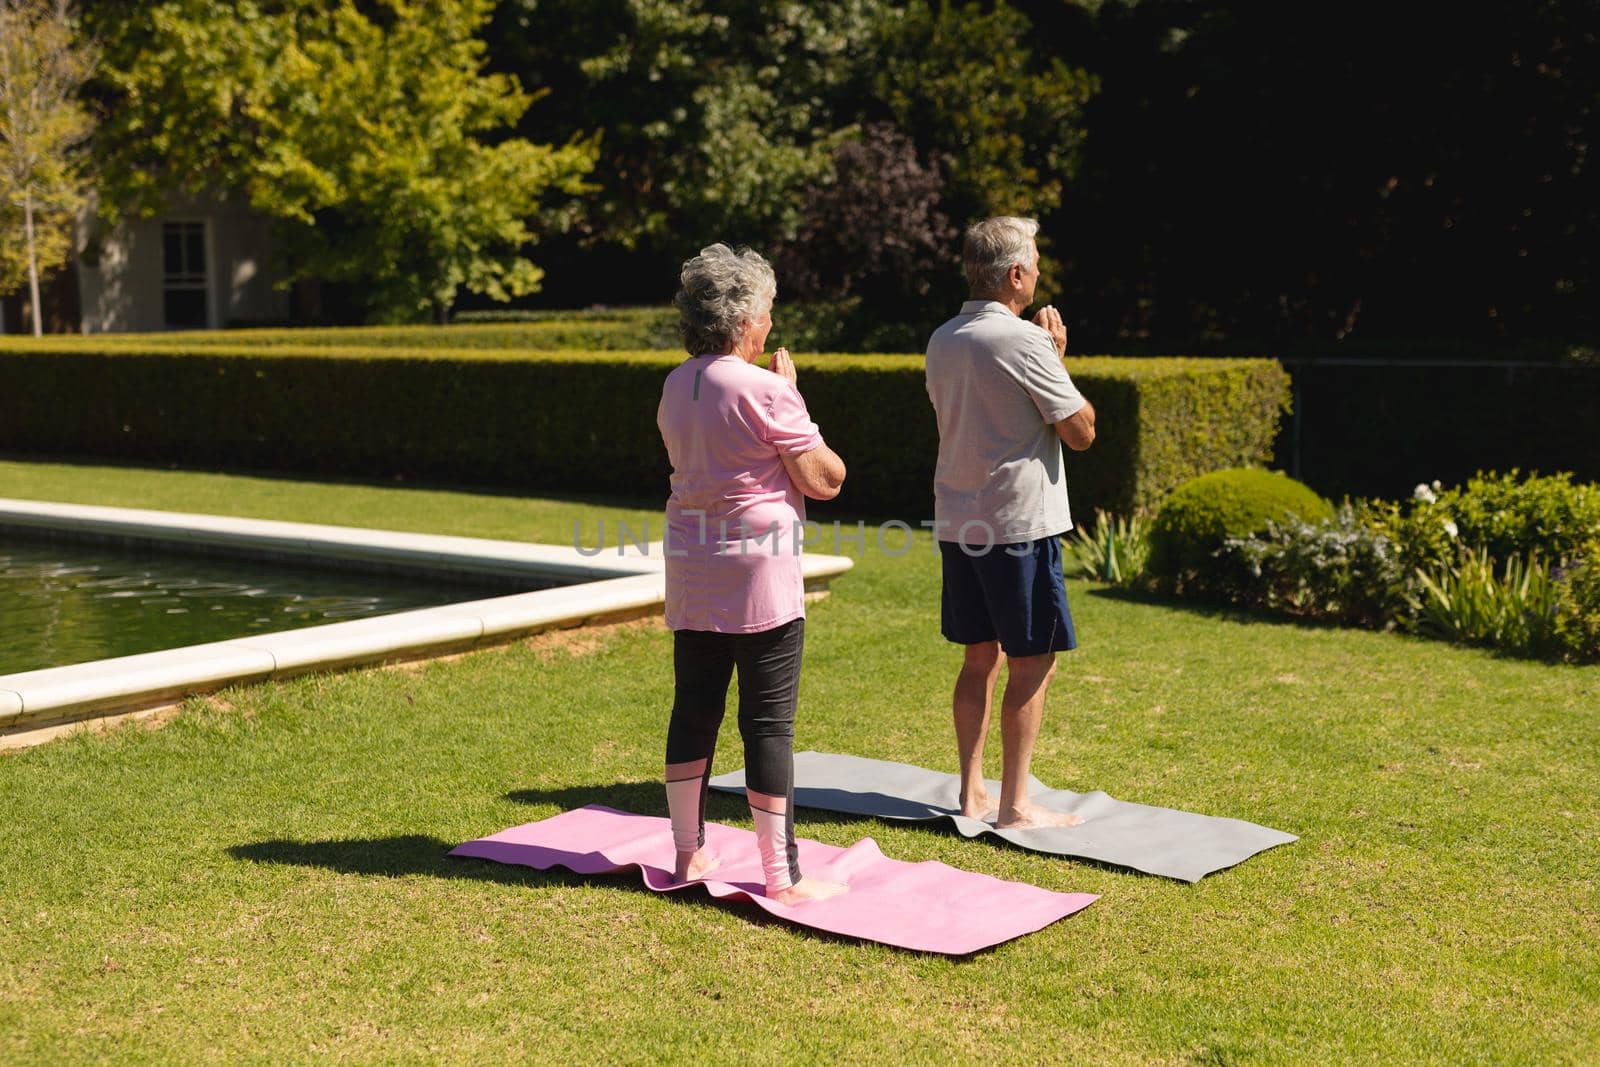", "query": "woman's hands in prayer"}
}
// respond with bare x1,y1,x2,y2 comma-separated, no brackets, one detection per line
769,346,797,386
